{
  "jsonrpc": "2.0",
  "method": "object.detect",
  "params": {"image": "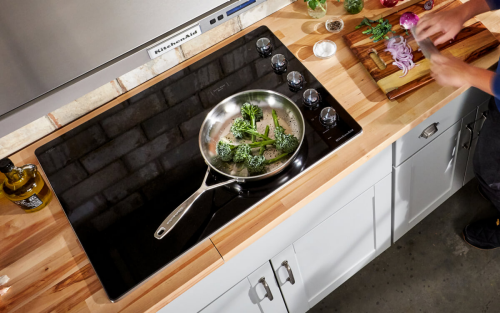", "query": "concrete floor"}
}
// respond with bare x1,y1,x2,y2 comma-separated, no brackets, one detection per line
309,178,500,313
